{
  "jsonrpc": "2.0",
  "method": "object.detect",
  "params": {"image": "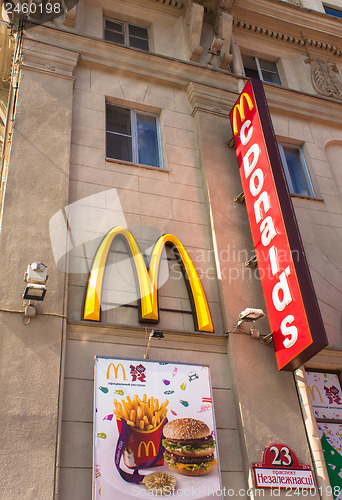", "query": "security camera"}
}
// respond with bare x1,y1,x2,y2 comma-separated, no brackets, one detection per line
208,36,224,56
